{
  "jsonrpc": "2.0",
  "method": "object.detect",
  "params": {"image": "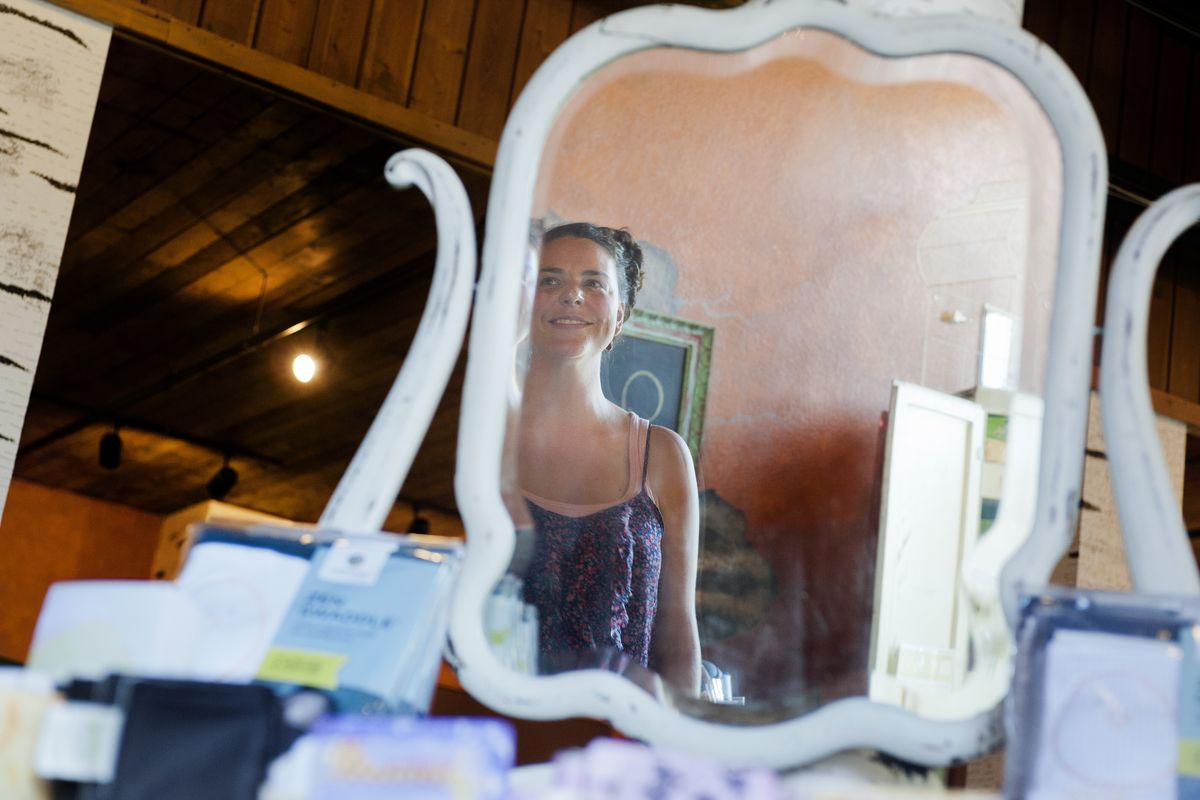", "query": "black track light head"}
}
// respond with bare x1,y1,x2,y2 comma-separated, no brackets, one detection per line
99,430,122,470
207,459,238,500
408,503,430,534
